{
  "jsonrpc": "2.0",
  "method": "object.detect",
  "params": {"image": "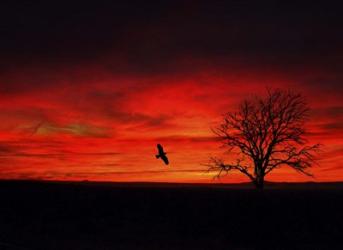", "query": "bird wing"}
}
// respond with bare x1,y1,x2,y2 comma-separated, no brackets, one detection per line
161,155,169,165
157,144,164,154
